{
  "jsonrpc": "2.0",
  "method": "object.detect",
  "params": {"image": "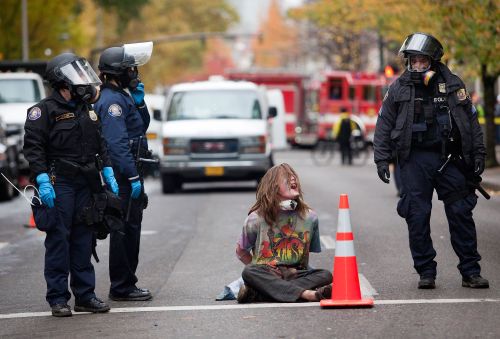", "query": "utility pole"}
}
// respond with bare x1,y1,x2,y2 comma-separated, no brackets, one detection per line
21,0,29,61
